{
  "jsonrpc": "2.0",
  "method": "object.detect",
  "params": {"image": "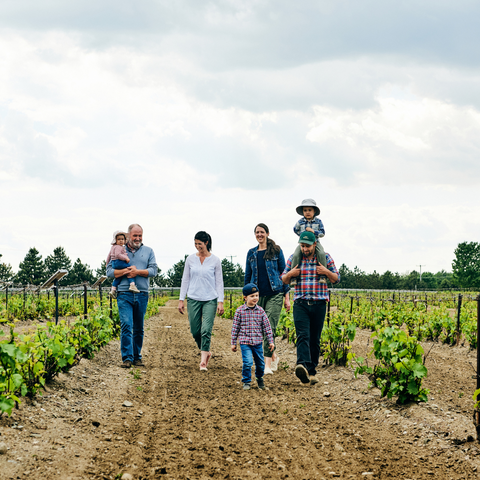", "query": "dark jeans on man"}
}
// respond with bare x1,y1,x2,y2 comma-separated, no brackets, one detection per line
293,299,327,376
117,291,149,362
